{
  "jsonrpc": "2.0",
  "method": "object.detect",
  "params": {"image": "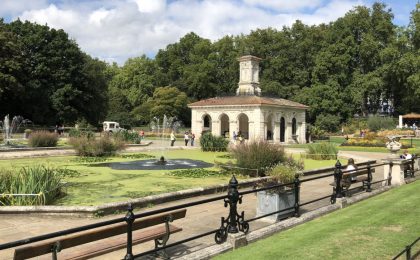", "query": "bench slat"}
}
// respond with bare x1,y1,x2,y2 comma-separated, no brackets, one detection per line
62,224,182,260
14,209,186,260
